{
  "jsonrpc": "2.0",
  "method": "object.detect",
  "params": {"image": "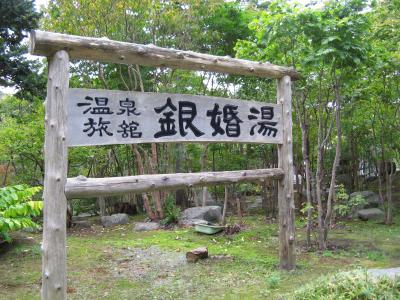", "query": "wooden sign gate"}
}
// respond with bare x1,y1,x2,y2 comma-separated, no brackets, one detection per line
30,30,299,300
